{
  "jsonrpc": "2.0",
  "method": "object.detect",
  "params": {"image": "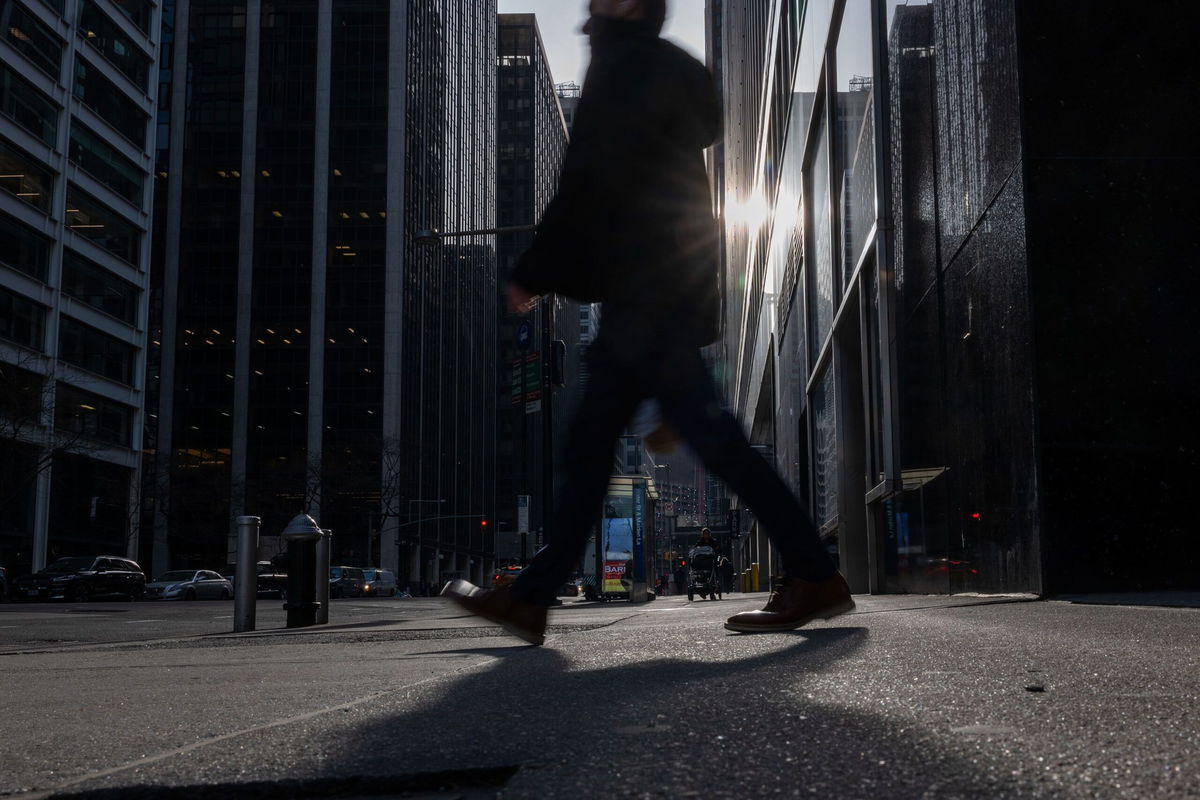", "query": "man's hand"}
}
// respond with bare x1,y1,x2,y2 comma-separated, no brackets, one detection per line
506,283,539,314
